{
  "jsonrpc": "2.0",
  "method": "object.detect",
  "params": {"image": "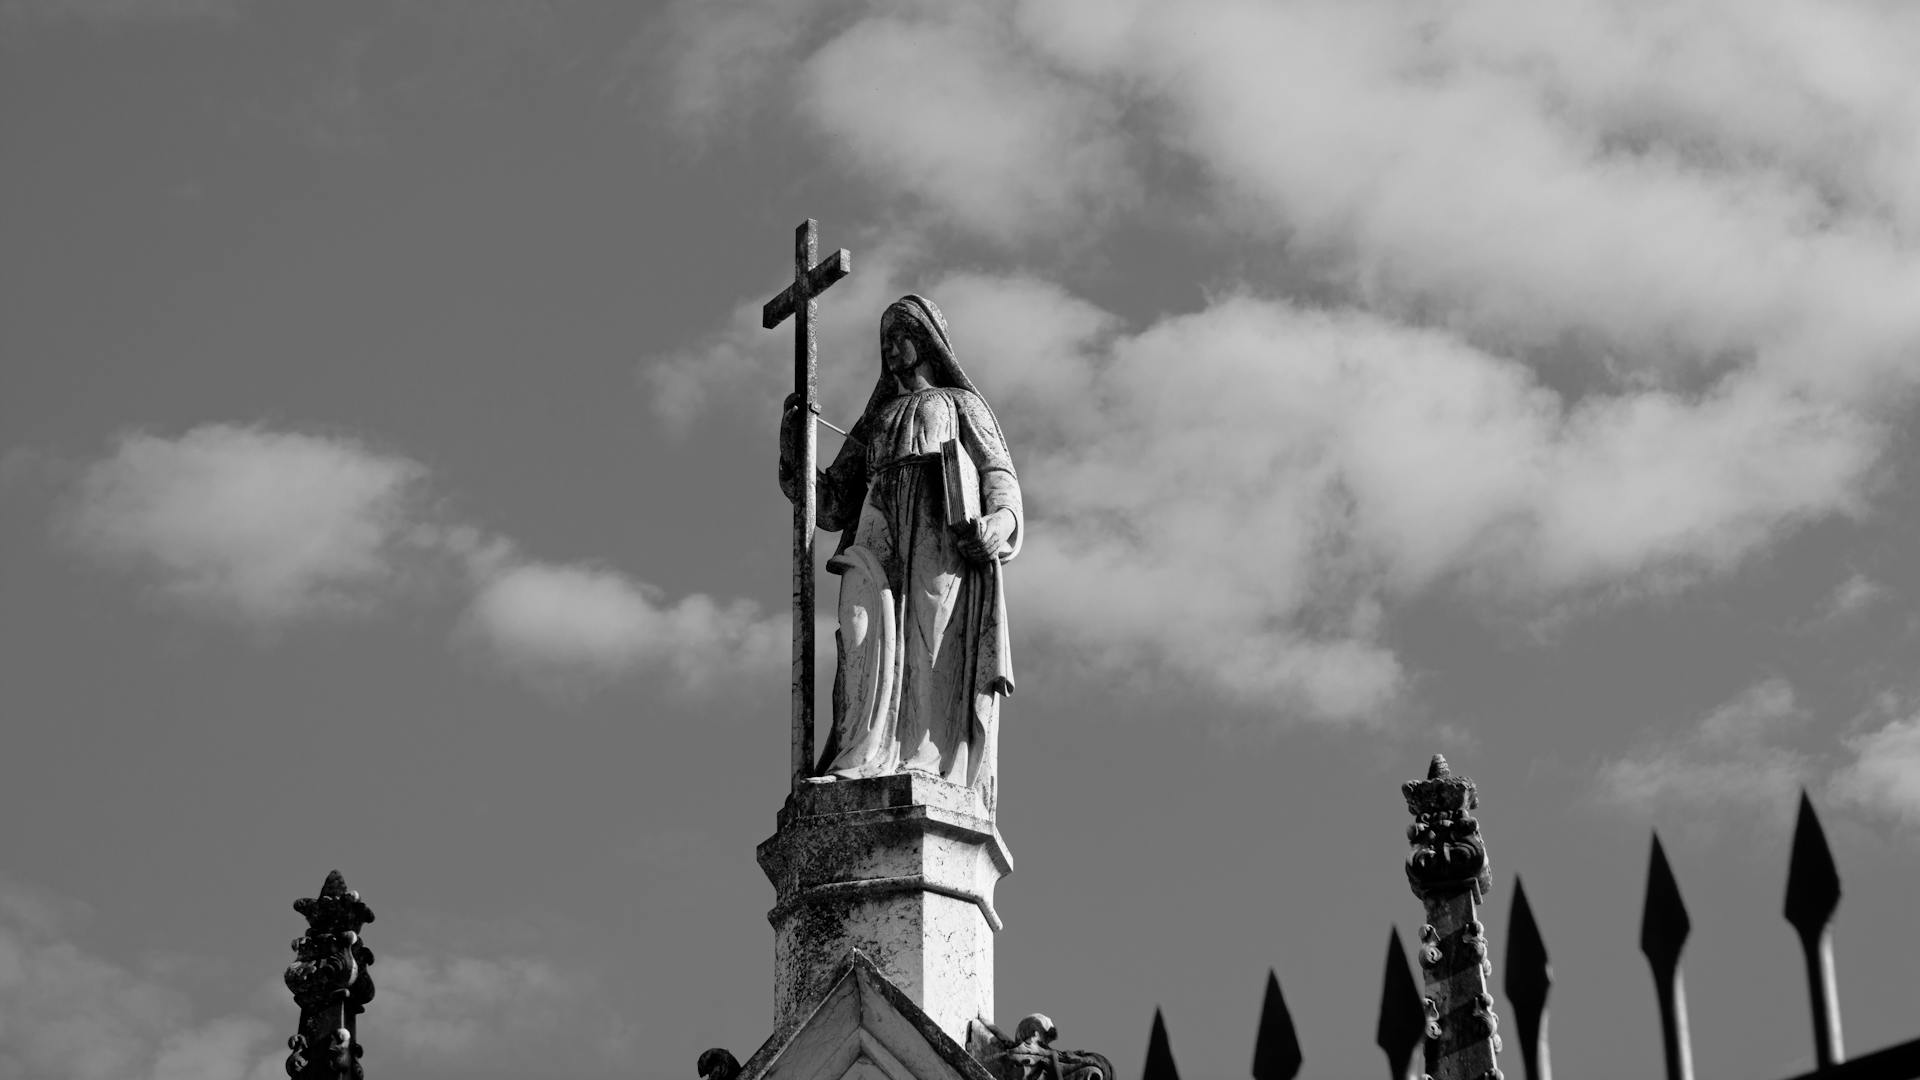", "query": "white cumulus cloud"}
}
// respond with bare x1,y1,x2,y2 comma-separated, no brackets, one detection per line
58,425,426,625
53,423,785,698
1597,677,1814,820
1831,711,1920,828
459,559,785,690
651,261,1879,721
0,878,282,1080
645,0,1917,723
